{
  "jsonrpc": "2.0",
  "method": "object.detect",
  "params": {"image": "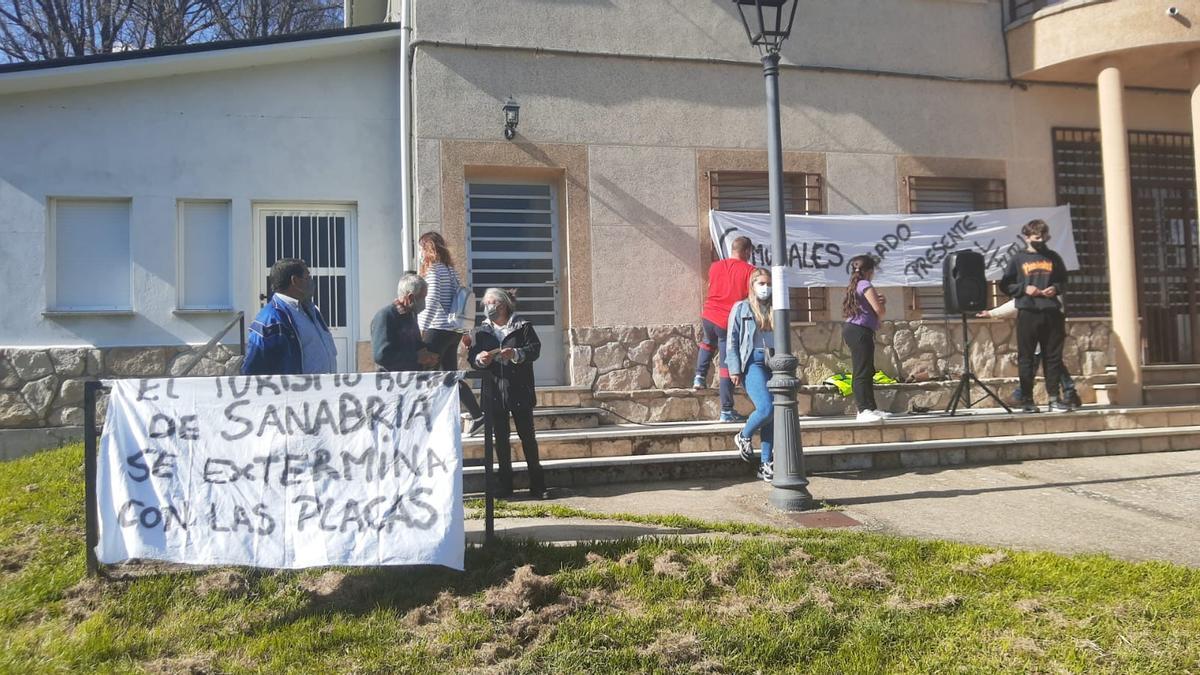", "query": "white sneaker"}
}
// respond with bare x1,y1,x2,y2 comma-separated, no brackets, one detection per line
876,410,896,419
855,409,884,422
